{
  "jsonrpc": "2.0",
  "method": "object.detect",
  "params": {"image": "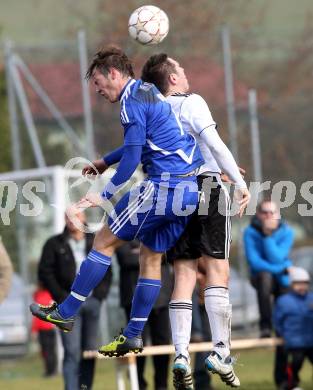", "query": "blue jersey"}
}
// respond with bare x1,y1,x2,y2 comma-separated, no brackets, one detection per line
119,79,204,176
